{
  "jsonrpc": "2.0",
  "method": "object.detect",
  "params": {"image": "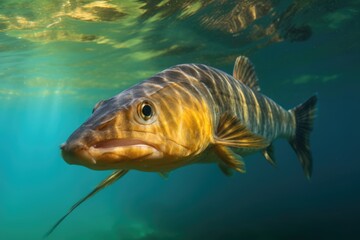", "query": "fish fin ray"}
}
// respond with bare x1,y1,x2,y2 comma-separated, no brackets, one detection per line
262,144,276,166
214,145,246,173
218,163,234,176
233,56,260,91
215,113,269,149
289,94,317,179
